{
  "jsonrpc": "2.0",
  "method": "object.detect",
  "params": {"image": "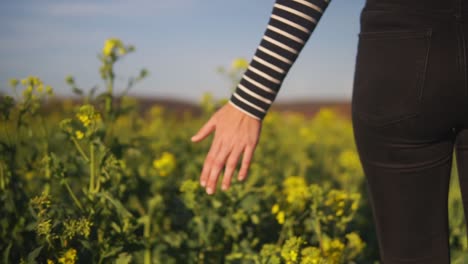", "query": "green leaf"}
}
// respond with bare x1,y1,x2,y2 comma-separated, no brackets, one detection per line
115,252,132,264
26,246,43,264
72,87,84,95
